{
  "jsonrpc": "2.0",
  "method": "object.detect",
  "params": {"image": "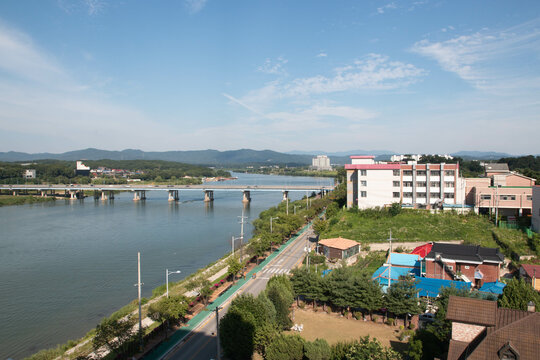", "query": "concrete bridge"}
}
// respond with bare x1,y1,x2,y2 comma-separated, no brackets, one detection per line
0,184,334,203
